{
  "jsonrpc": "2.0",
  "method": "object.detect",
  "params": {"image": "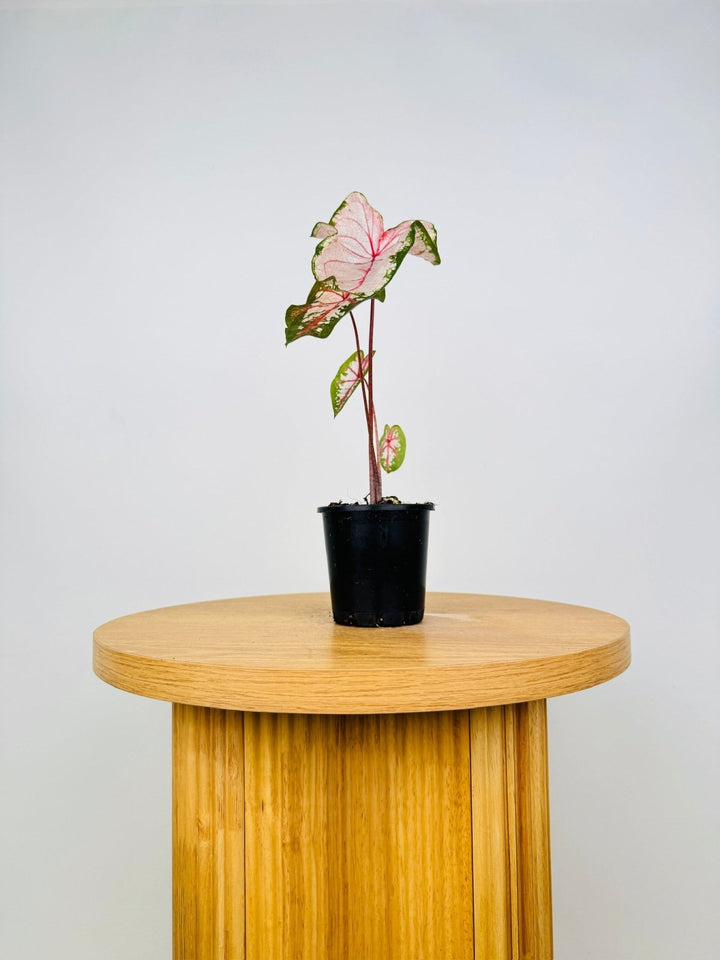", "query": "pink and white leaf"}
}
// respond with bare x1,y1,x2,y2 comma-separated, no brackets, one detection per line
330,350,374,418
311,192,440,298
408,220,440,262
285,279,365,344
379,423,407,473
